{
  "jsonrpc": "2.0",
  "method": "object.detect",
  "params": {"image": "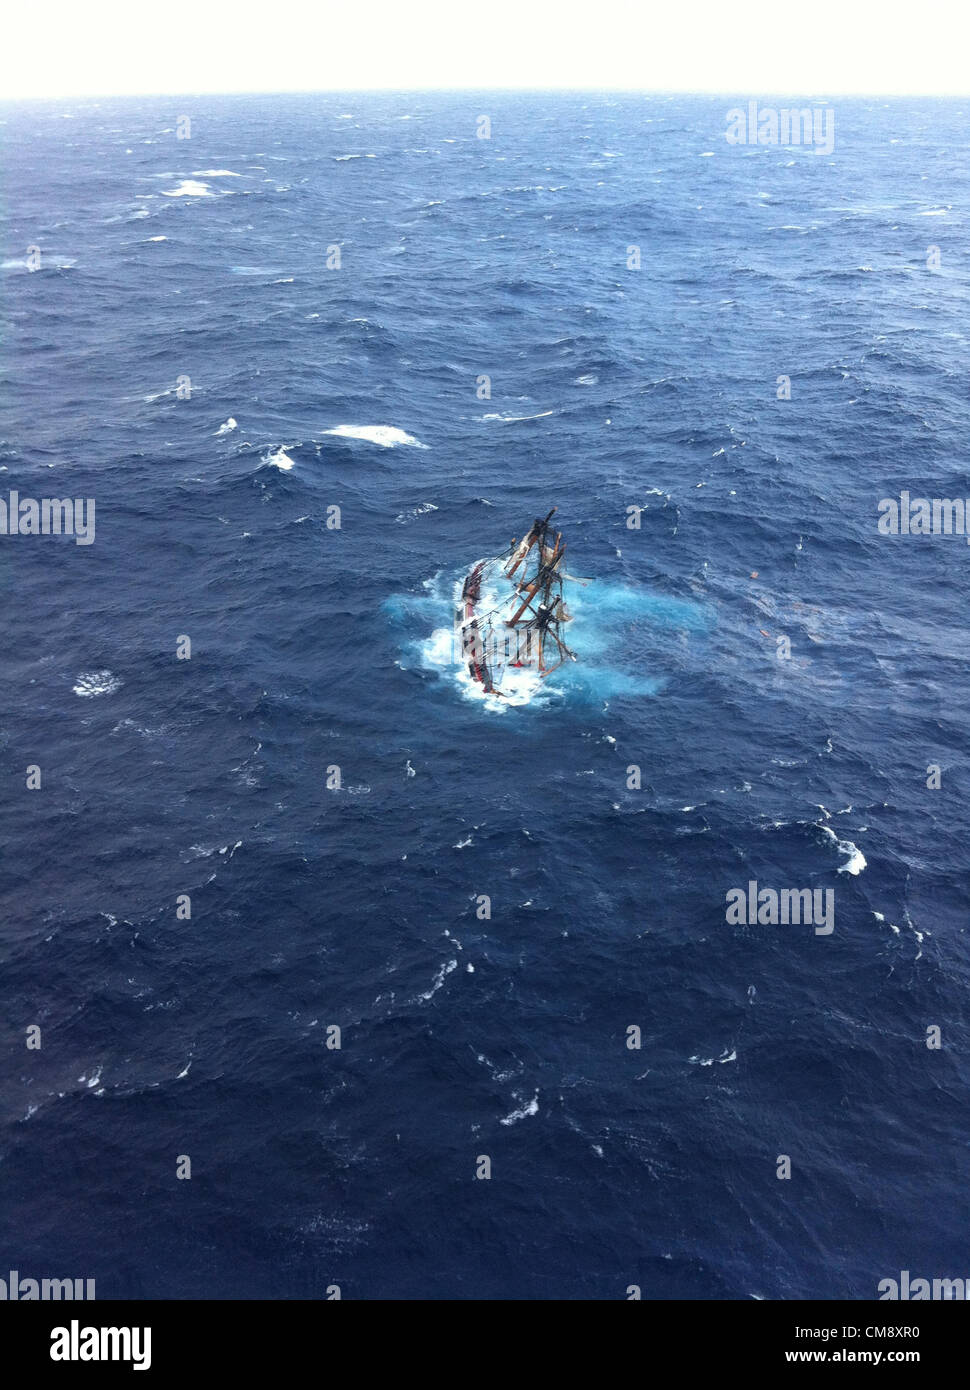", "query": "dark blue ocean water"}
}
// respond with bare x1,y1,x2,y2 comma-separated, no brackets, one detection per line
1,92,969,1300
